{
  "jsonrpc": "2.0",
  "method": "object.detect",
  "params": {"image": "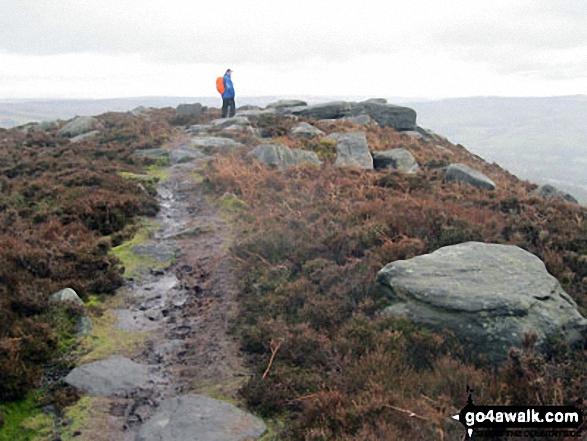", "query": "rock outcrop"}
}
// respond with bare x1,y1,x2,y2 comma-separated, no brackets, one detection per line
445,163,496,190
327,132,373,169
176,103,204,116
50,287,85,307
291,122,325,139
249,144,322,168
138,395,266,441
352,101,417,131
372,148,420,174
190,136,243,150
170,144,212,164
293,101,353,120
377,242,587,365
289,99,417,131
533,184,578,204
267,99,308,109
58,116,99,138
